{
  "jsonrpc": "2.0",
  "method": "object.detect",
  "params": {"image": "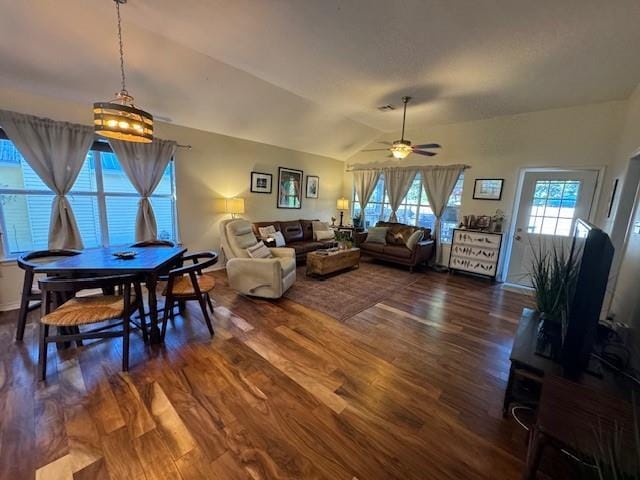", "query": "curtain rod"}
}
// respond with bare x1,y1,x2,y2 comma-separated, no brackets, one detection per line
345,162,470,172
